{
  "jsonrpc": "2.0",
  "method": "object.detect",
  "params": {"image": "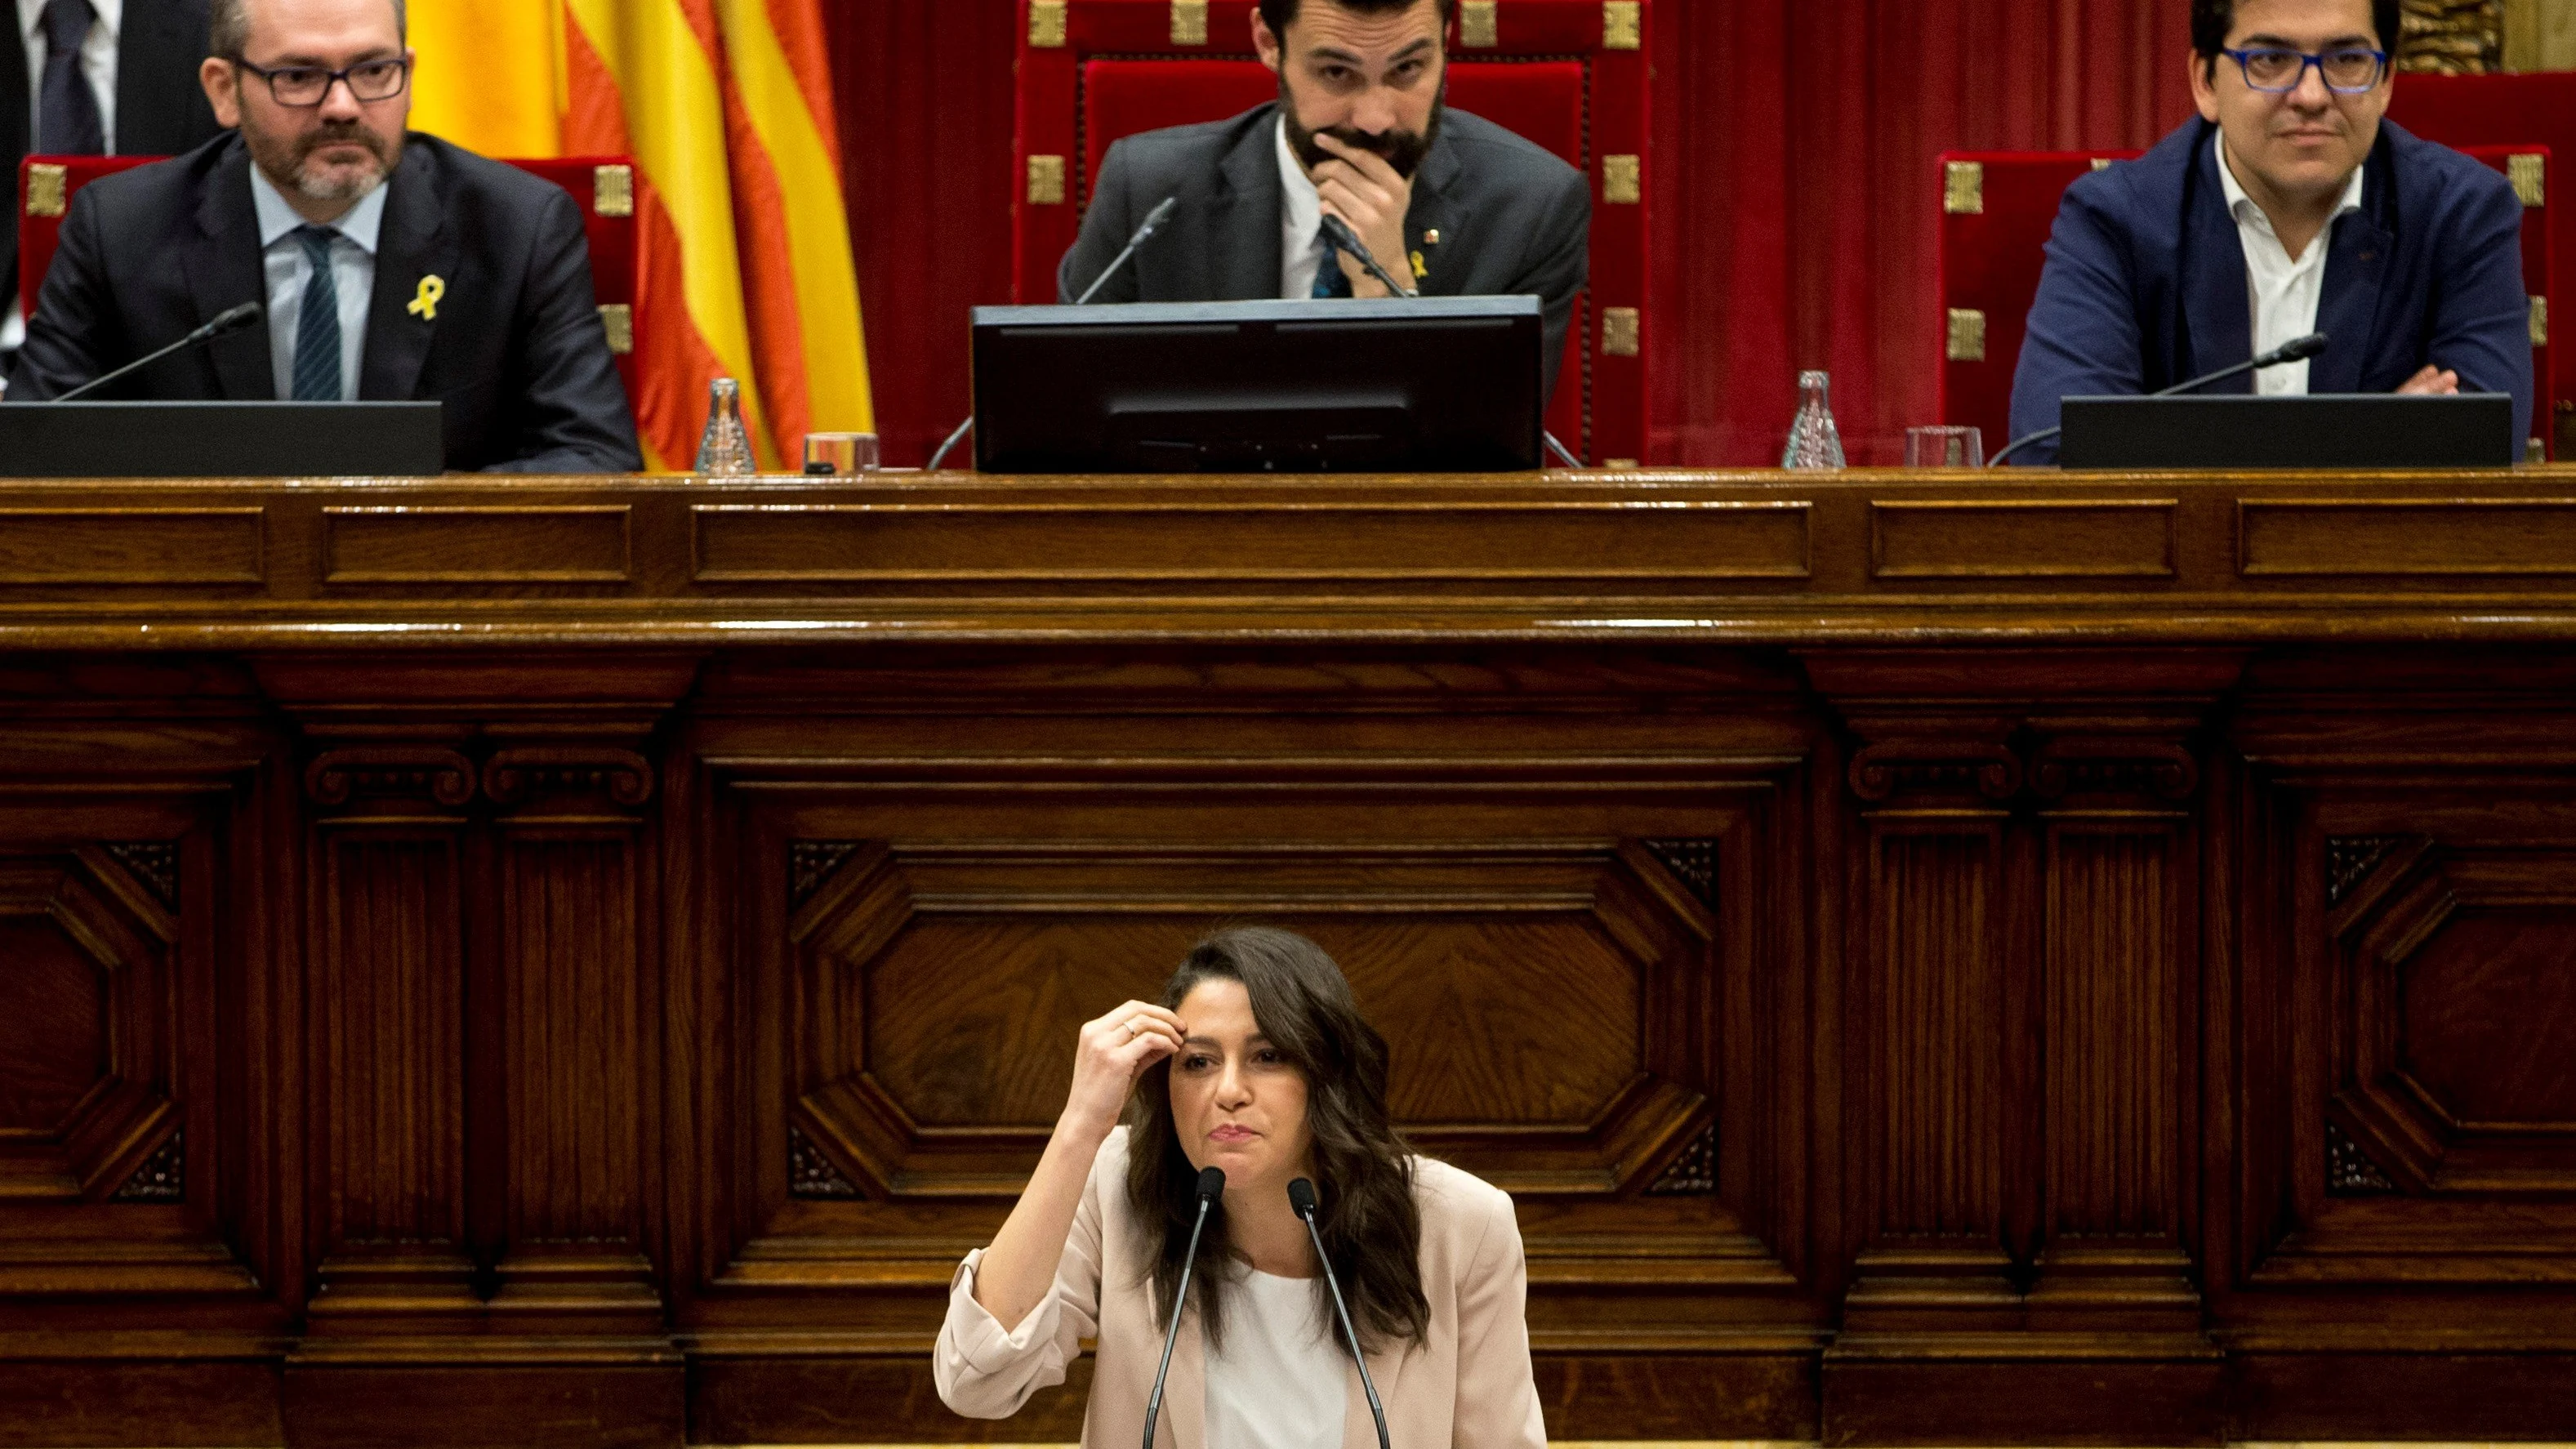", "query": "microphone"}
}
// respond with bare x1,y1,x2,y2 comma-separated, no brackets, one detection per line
1989,331,2329,468
53,302,263,403
1075,195,1180,306
1317,214,1420,299
926,198,1183,471
1143,1165,1226,1449
1287,1178,1391,1449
